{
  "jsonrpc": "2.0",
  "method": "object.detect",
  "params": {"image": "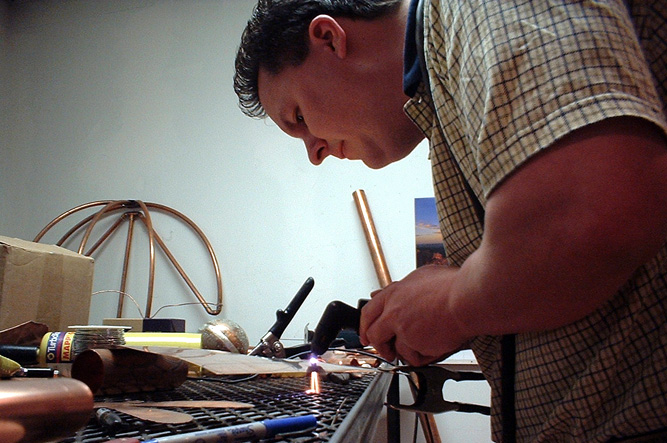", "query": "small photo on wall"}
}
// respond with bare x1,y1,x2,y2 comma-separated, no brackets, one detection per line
415,197,447,267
